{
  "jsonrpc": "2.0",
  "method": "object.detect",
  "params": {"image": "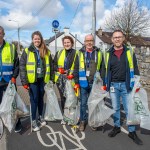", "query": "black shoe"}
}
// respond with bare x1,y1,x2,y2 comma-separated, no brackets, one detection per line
15,119,22,133
128,131,143,145
108,126,121,137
